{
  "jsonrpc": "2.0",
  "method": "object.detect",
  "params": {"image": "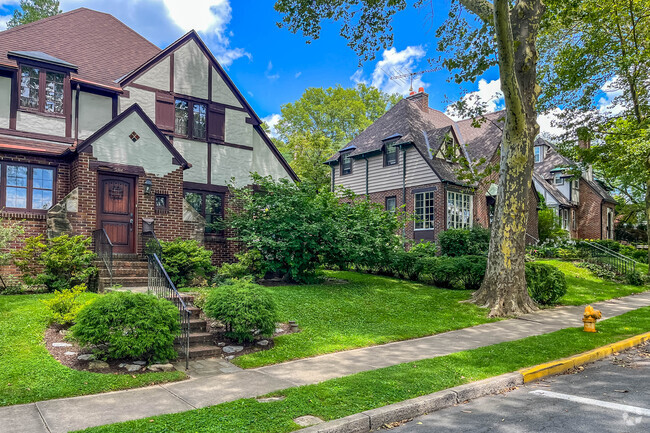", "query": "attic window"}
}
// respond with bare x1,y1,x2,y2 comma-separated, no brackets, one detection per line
554,173,564,185
19,66,65,115
384,142,398,166
341,152,353,176
129,131,140,142
534,146,543,163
